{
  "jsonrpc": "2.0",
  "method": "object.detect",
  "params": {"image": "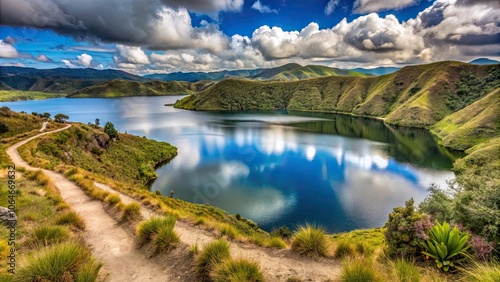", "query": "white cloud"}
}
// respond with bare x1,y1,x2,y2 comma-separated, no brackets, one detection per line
114,45,150,65
77,53,93,67
35,54,52,62
0,40,18,58
353,0,418,13
251,0,278,14
62,59,77,68
324,0,339,15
